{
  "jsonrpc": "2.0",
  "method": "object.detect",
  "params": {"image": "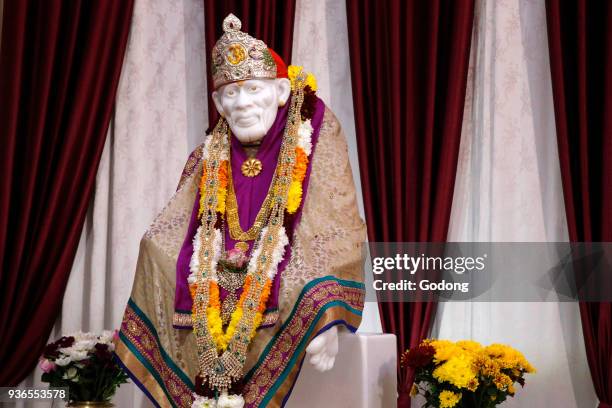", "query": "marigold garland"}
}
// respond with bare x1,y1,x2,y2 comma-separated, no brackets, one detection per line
202,275,273,352
196,115,314,349
193,138,309,352
286,180,303,214
288,65,317,91
189,67,314,397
